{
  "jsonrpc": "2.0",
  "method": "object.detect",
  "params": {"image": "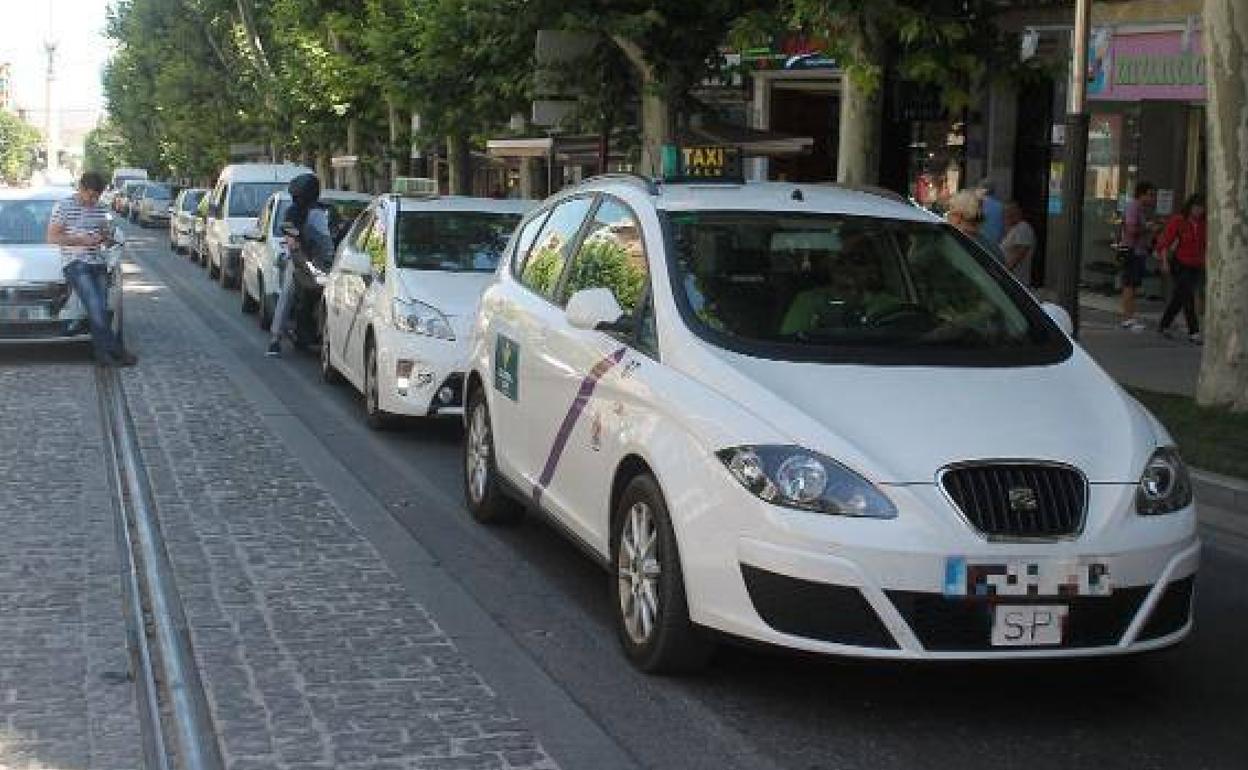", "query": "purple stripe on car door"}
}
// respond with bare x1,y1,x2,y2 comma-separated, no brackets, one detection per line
532,347,627,505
